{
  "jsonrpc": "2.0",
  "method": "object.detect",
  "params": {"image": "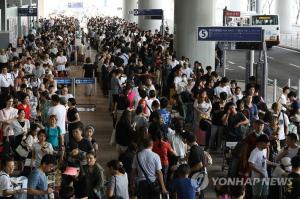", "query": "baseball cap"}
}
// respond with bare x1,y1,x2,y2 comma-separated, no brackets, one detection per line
63,167,79,176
